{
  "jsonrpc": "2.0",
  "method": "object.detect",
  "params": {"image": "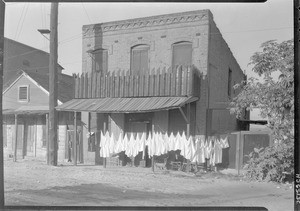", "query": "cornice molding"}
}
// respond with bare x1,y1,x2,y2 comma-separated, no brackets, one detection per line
83,10,209,37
